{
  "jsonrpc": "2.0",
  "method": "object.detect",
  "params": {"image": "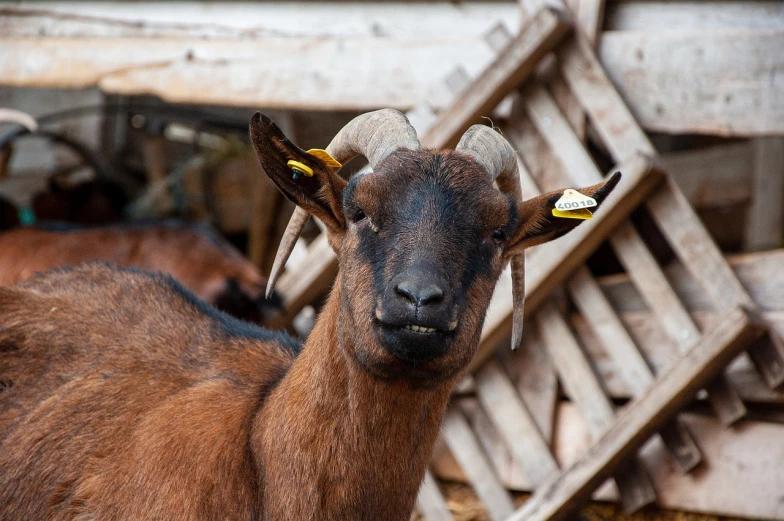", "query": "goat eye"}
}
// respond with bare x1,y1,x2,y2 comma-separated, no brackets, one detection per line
492,228,505,242
352,209,366,223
